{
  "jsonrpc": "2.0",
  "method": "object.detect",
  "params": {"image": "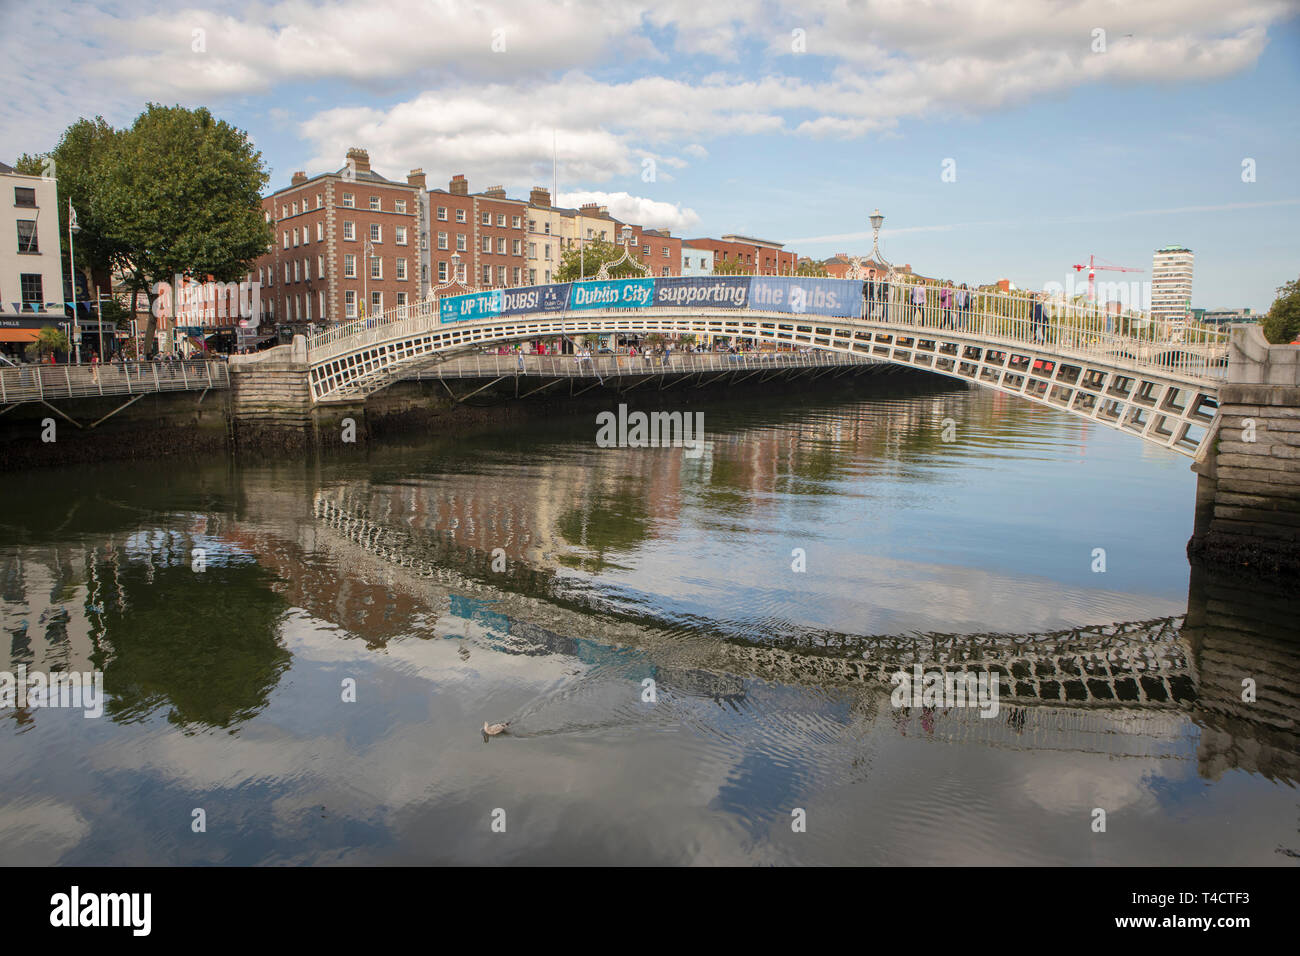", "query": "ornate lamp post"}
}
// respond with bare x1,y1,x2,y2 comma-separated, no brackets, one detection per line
68,201,82,363
594,225,651,281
